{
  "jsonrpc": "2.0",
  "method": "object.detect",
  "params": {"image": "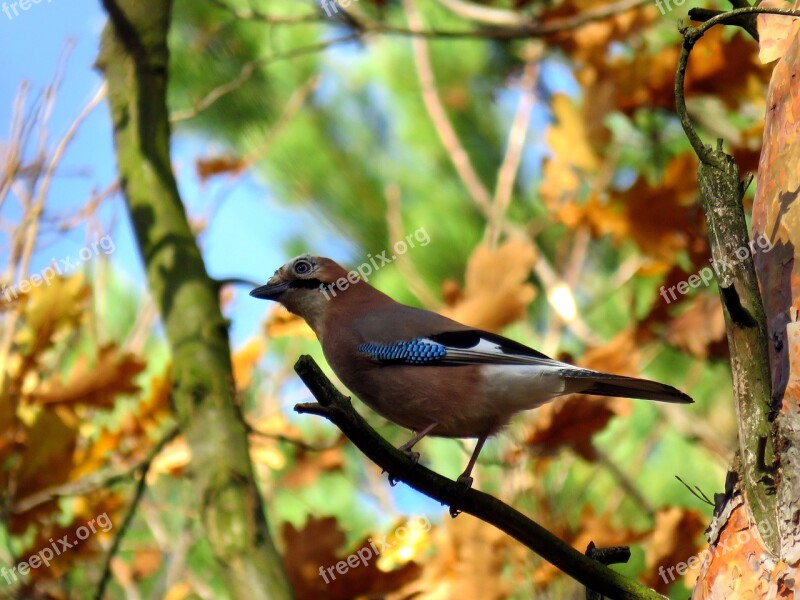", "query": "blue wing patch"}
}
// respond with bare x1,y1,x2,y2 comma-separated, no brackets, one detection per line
358,338,447,364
